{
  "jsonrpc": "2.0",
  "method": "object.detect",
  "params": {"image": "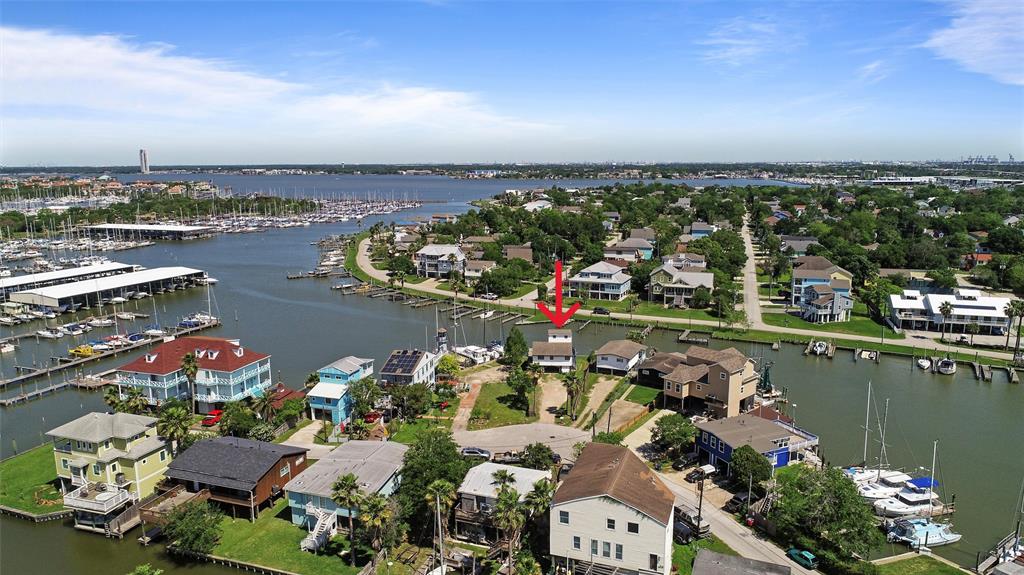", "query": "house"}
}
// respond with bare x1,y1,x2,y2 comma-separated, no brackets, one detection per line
648,264,714,307
162,437,308,520
415,245,466,278
602,211,621,223
779,235,819,257
285,441,407,549
550,443,675,575
636,352,688,387
379,348,439,386
662,253,706,269
798,281,853,323
888,288,1011,334
688,222,717,238
48,412,171,535
605,238,654,261
661,346,757,418
790,256,853,306
629,228,657,241
522,199,552,212
594,340,648,374
503,243,534,264
692,549,790,575
455,462,550,543
694,414,818,476
267,383,306,411
530,329,575,373
670,197,691,210
464,260,498,281
308,356,373,424
962,252,993,270
116,336,272,412
566,261,632,301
